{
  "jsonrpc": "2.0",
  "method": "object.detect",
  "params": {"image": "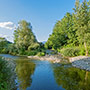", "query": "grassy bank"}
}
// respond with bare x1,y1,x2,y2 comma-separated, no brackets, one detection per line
0,57,16,90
